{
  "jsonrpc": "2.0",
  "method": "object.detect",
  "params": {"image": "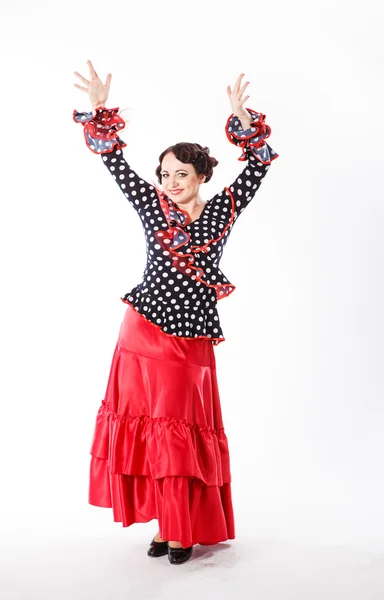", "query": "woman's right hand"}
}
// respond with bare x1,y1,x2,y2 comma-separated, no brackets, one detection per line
73,60,112,110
